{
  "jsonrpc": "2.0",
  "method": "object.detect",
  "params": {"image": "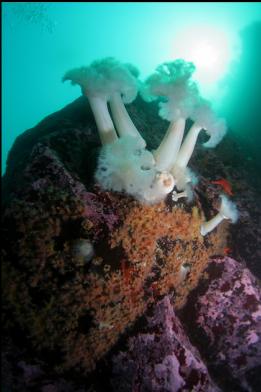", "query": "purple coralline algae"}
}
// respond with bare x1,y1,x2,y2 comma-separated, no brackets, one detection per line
26,142,119,232
195,257,261,390
112,296,220,392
